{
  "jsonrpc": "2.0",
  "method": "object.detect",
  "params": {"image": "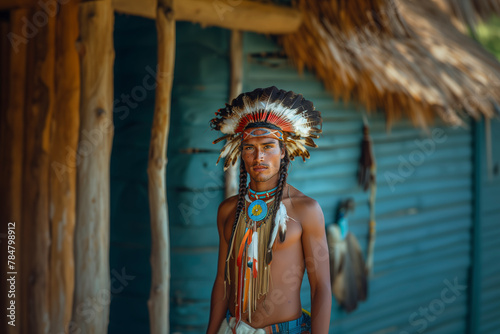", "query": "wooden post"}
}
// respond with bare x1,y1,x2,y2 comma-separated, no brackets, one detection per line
0,8,29,334
73,1,114,333
22,6,56,333
147,1,175,333
0,13,10,334
48,1,80,333
0,9,28,334
225,30,243,199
